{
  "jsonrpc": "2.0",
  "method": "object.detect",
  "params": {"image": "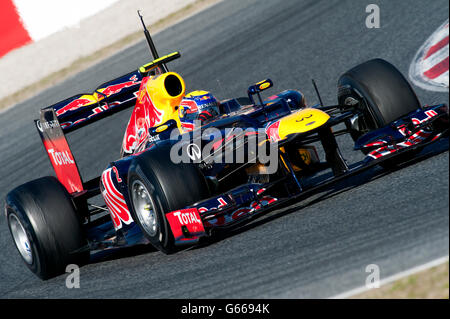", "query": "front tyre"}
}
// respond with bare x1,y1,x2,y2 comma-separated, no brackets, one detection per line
338,59,422,167
127,143,210,254
339,58,421,131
